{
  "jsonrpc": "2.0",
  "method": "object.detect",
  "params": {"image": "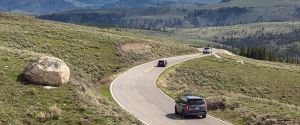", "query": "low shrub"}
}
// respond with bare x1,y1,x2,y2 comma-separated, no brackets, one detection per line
37,104,62,122
207,99,226,110
48,104,62,120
